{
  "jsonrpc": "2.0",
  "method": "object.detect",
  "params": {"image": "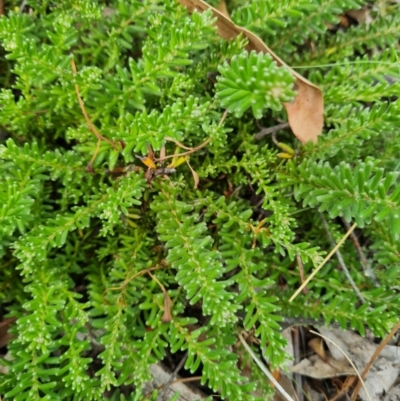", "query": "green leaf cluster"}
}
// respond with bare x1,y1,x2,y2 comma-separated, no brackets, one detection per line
216,51,295,118
0,0,399,400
